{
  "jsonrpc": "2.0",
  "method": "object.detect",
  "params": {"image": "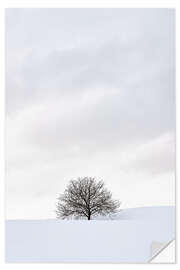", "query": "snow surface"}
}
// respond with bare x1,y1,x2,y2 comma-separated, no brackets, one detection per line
6,206,175,263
